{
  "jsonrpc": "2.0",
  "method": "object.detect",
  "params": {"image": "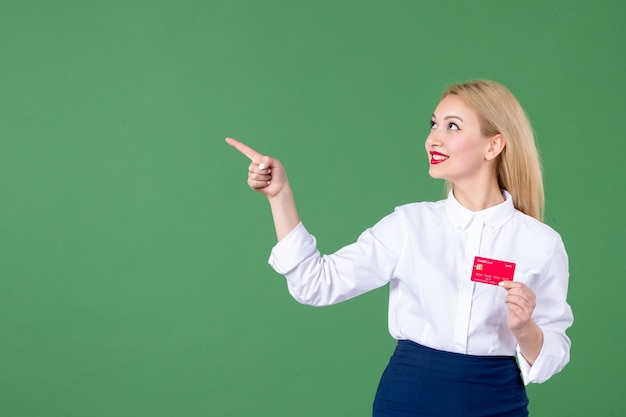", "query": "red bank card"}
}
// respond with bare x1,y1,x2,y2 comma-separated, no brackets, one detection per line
471,257,516,285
